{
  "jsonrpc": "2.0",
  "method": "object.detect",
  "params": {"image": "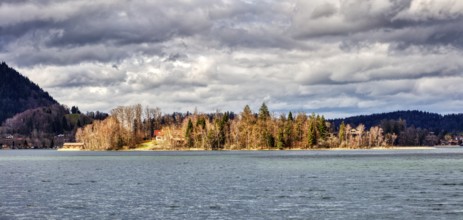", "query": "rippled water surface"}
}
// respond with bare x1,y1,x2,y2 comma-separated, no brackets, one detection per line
1,148,463,219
